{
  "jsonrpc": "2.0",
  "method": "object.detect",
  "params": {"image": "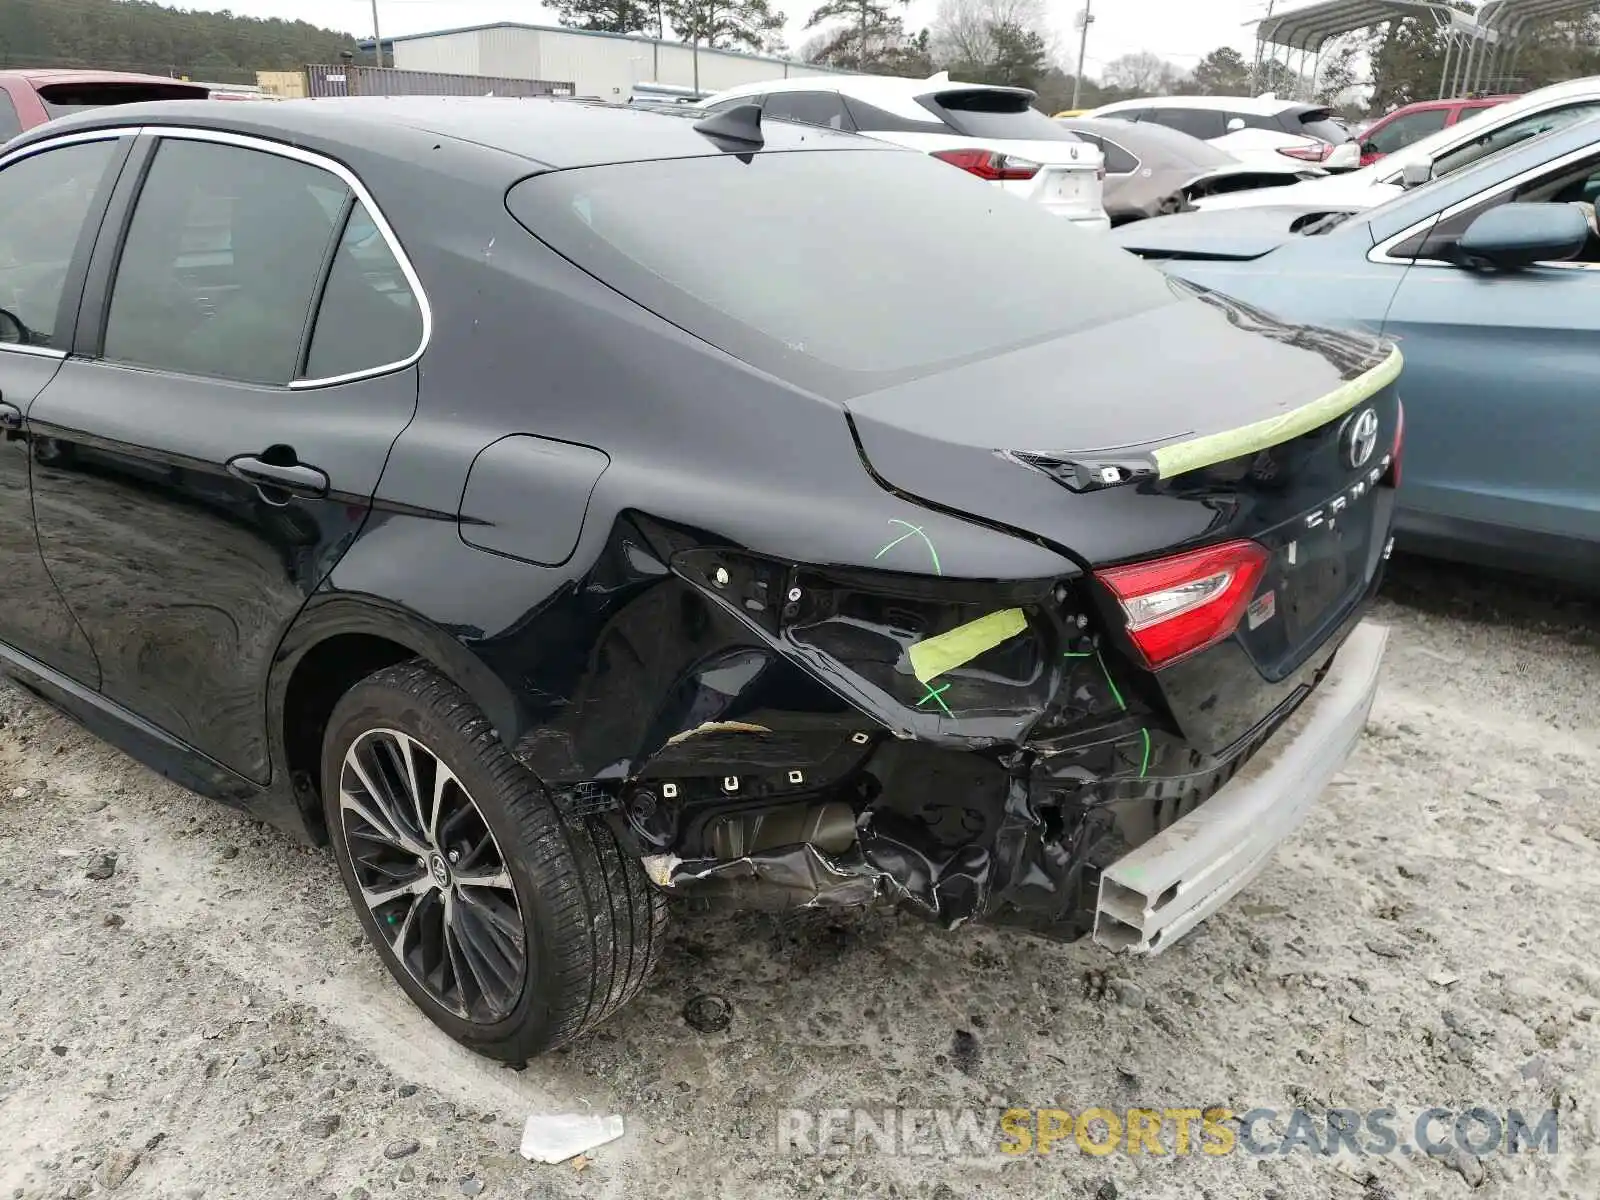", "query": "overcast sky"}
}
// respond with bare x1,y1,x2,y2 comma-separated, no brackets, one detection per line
183,0,1269,75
